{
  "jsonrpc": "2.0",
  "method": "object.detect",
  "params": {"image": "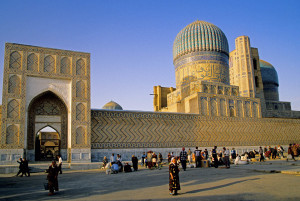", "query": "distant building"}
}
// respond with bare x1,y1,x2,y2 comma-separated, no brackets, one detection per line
102,101,123,110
